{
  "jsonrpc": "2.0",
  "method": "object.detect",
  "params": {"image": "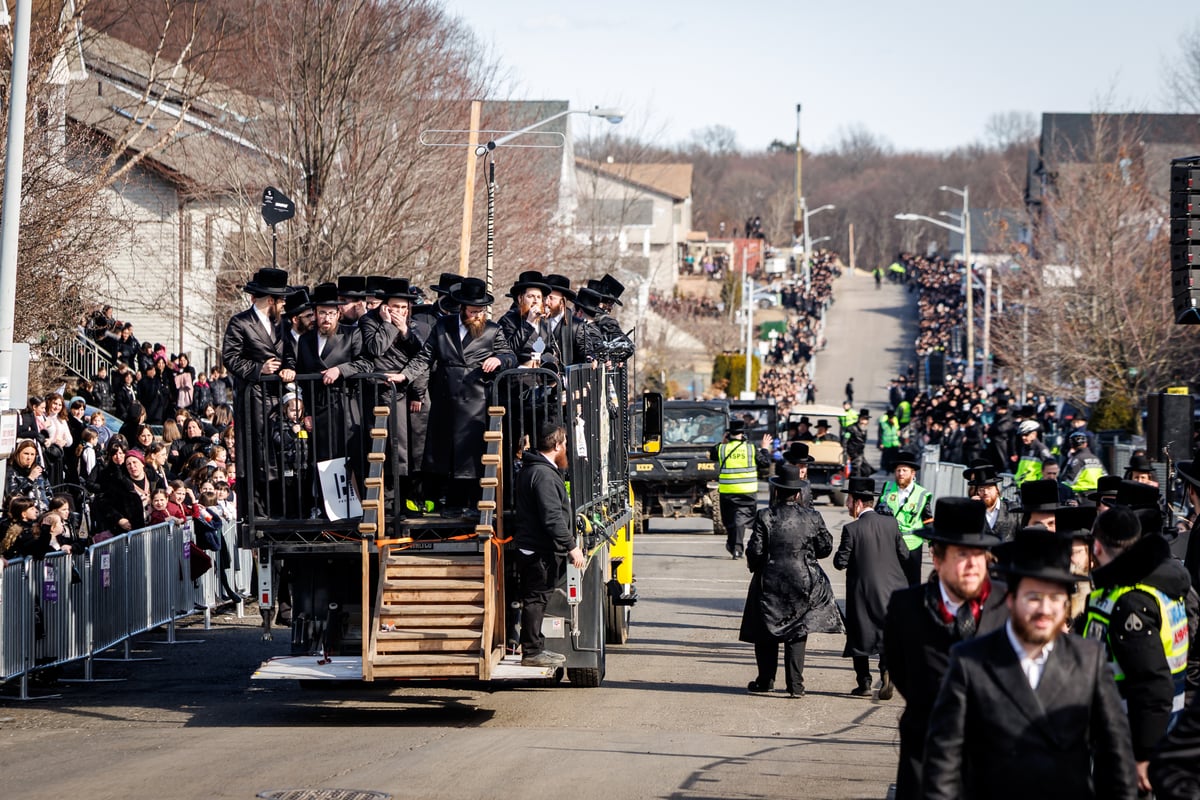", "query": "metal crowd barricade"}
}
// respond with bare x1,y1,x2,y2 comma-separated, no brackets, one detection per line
31,551,89,671
194,518,253,626
0,558,30,683
88,534,131,659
